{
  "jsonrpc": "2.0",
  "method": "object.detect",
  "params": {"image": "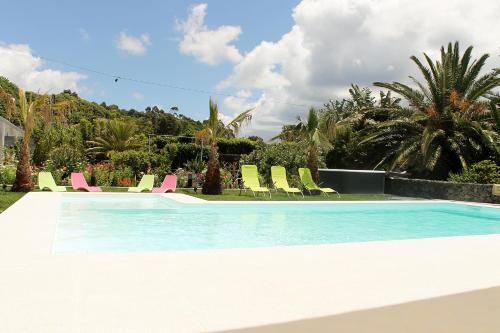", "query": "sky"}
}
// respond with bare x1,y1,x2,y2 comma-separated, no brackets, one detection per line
0,0,499,139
